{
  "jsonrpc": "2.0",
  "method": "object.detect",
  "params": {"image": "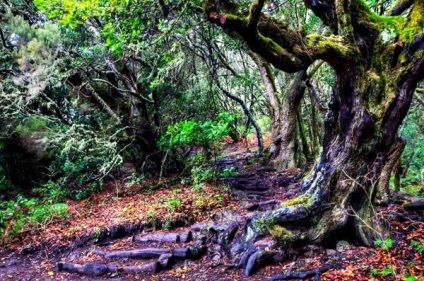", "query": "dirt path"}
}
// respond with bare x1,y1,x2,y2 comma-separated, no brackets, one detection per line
1,146,423,280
